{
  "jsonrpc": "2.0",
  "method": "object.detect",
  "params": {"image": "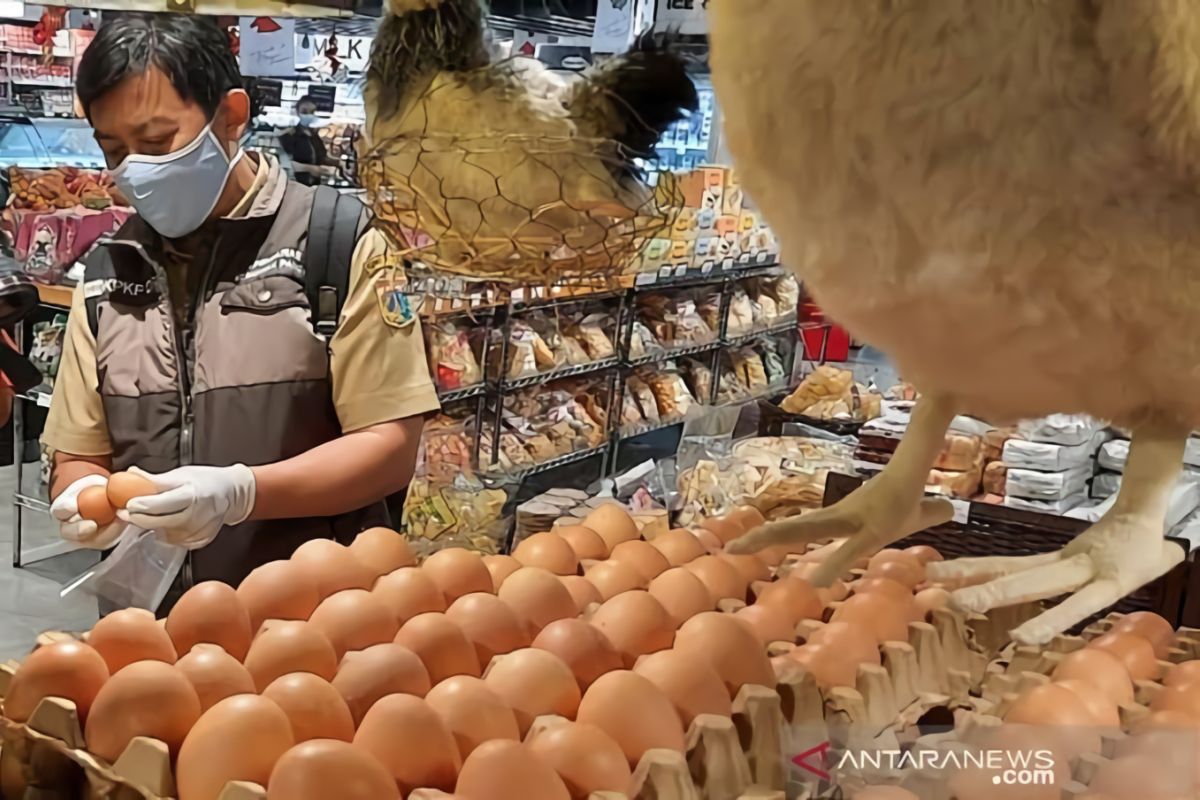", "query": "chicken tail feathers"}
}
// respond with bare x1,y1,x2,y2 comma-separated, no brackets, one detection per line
573,31,699,180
